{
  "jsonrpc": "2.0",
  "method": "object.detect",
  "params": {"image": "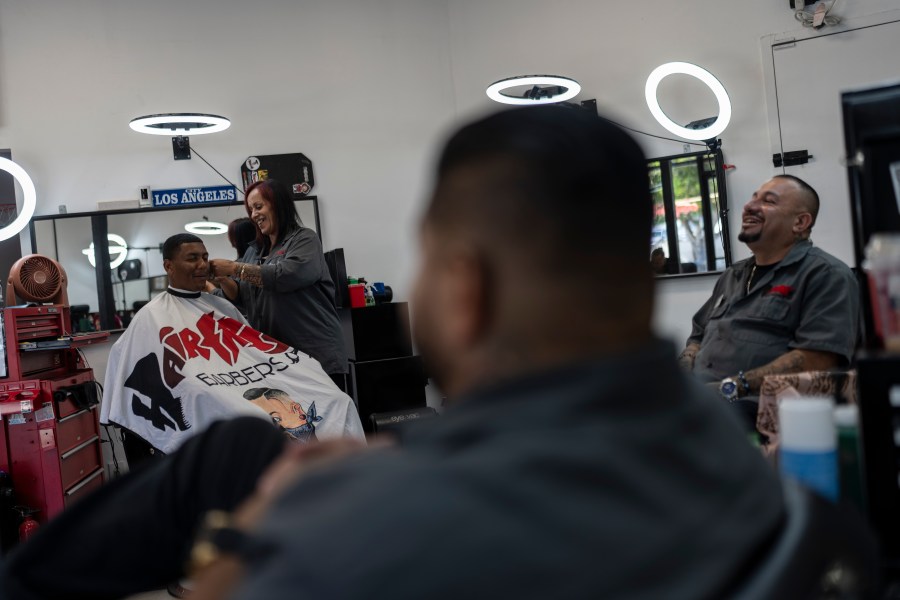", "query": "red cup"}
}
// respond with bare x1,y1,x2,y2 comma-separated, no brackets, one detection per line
348,284,366,308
